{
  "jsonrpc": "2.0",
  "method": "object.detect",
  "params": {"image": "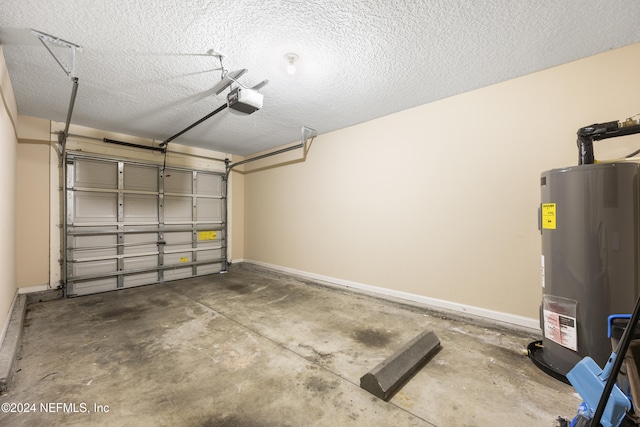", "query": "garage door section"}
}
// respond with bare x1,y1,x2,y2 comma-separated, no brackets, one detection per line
64,154,226,296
